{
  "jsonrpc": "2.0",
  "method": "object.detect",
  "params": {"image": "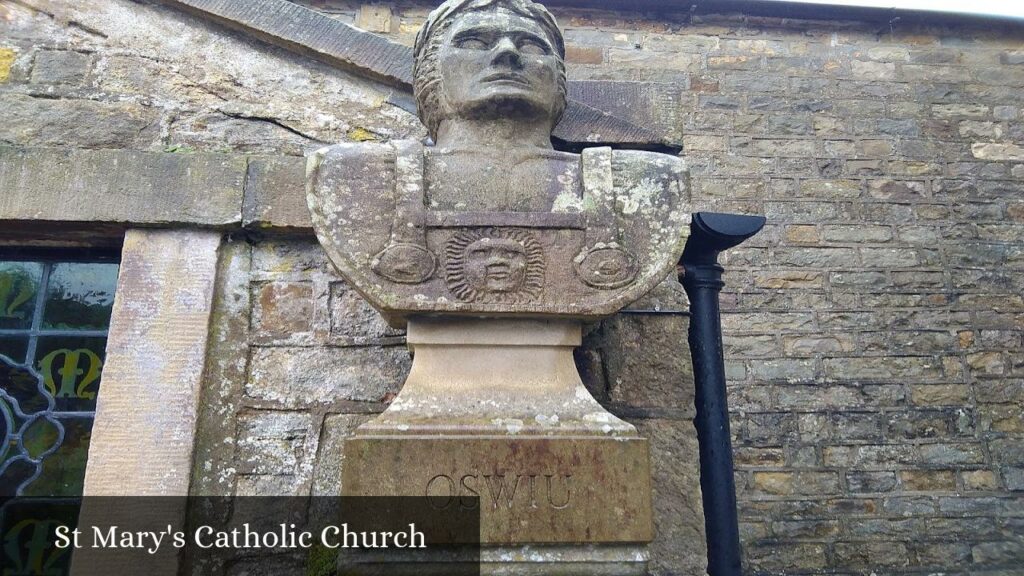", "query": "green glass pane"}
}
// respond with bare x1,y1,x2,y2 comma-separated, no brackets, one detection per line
0,457,36,497
0,396,15,465
42,262,119,330
22,416,60,460
1,357,48,416
0,499,77,574
0,337,28,365
34,337,106,413
20,417,92,497
0,261,42,330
